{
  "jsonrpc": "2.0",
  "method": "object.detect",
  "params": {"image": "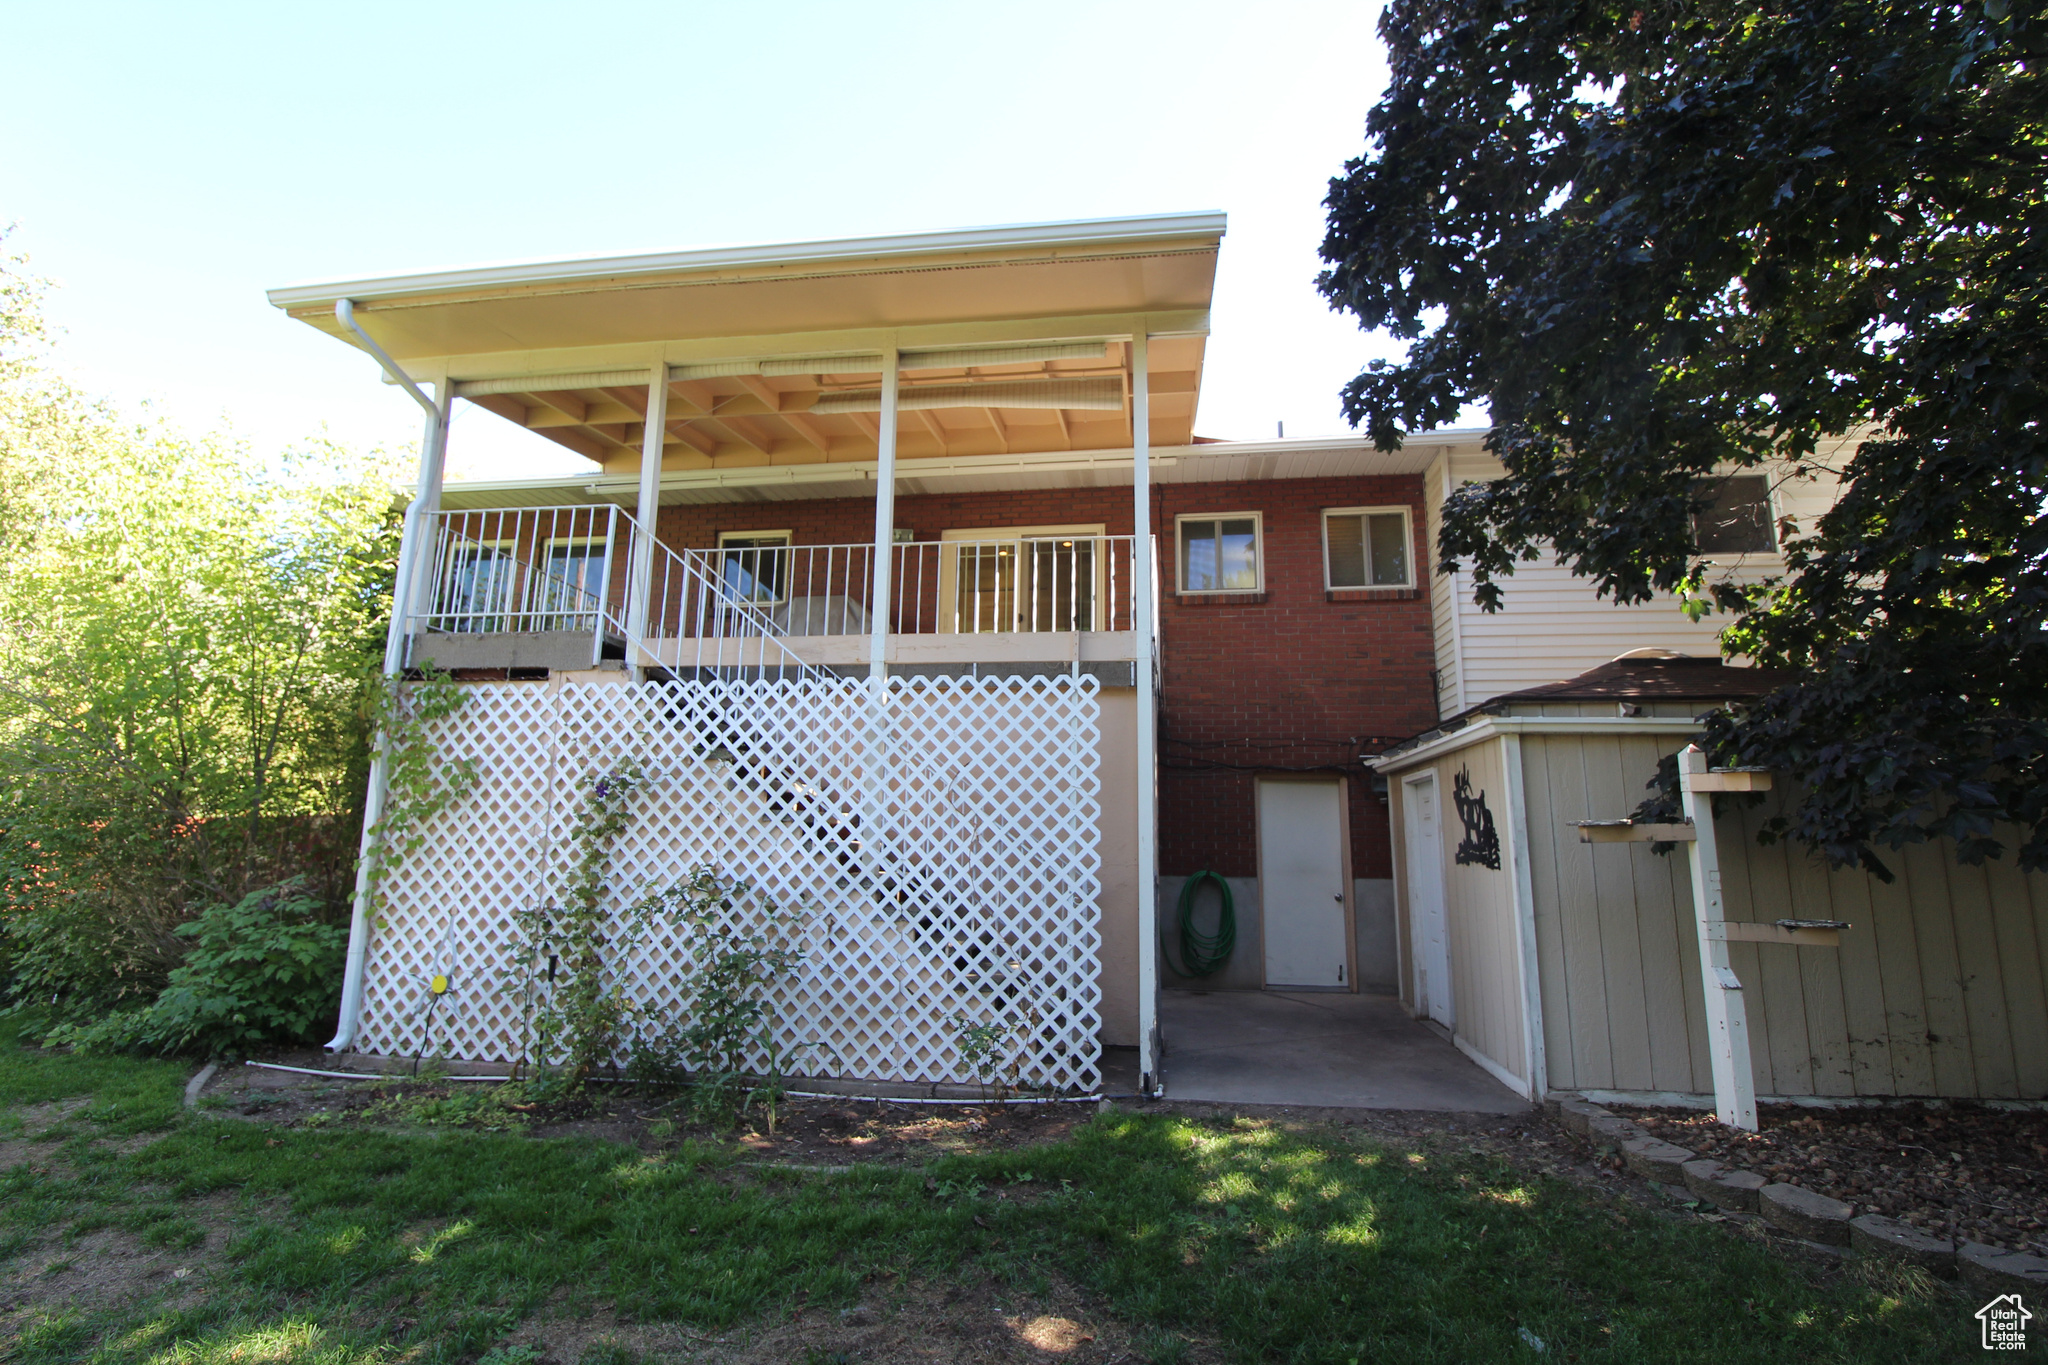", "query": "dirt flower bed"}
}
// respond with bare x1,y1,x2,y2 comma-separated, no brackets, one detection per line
1613,1101,2048,1254
202,1058,1092,1164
